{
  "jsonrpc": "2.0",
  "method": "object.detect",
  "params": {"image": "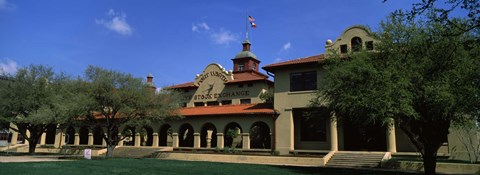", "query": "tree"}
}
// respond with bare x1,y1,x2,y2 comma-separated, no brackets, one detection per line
0,65,78,154
74,65,181,157
312,14,479,175
384,0,480,35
